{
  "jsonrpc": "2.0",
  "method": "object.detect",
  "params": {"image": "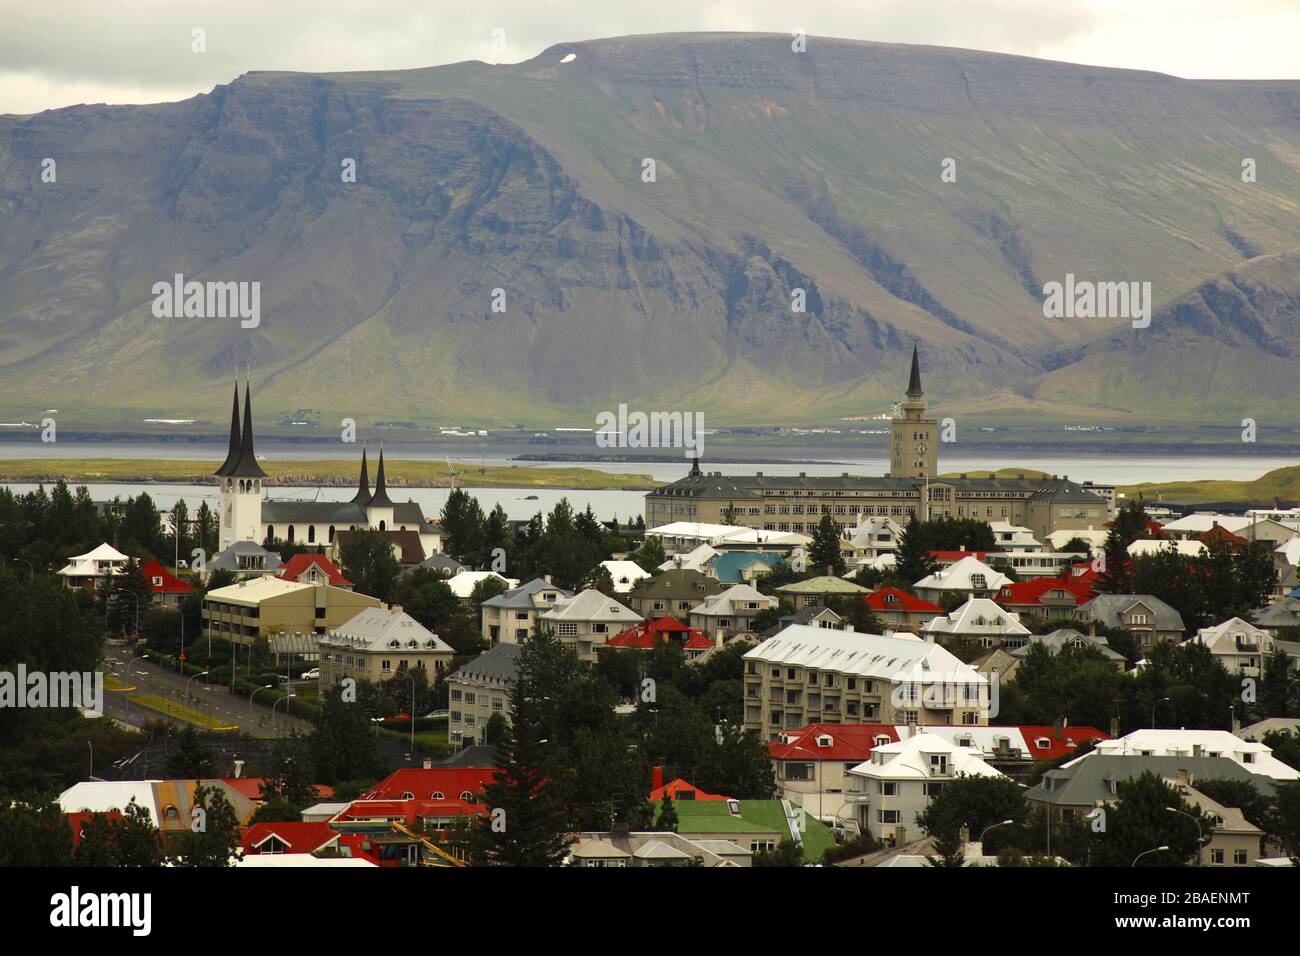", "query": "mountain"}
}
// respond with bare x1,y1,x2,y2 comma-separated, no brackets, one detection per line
2,33,1299,427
